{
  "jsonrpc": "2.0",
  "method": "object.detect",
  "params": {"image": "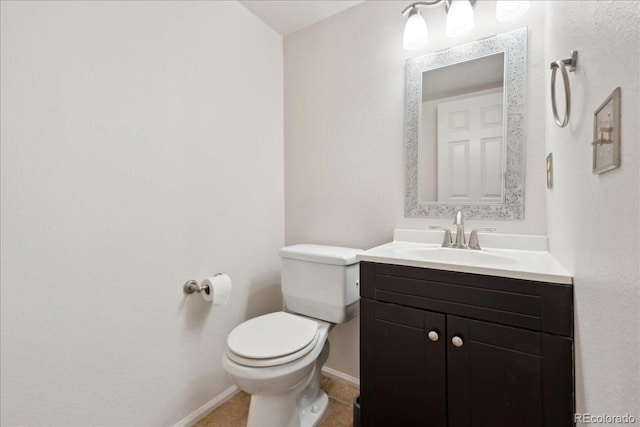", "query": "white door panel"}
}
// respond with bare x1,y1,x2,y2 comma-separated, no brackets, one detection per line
437,92,504,203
